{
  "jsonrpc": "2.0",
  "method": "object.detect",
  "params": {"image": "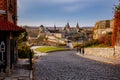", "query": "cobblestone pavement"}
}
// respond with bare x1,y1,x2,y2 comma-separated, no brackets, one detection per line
34,51,120,80
4,59,31,80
